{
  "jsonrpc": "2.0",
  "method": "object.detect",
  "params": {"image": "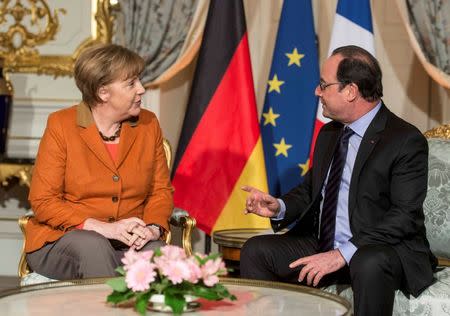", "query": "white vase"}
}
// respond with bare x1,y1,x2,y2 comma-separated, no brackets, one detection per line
148,294,200,313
